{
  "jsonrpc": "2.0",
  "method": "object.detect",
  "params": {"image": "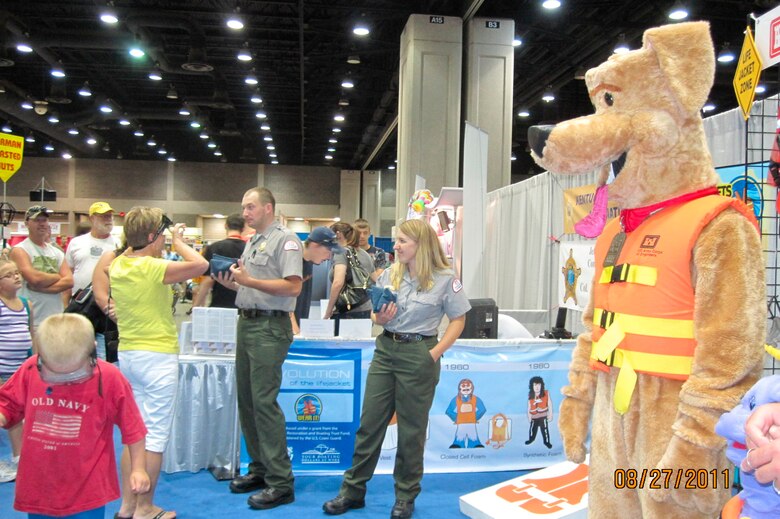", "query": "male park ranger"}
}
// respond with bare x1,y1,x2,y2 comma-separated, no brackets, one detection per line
217,187,302,510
